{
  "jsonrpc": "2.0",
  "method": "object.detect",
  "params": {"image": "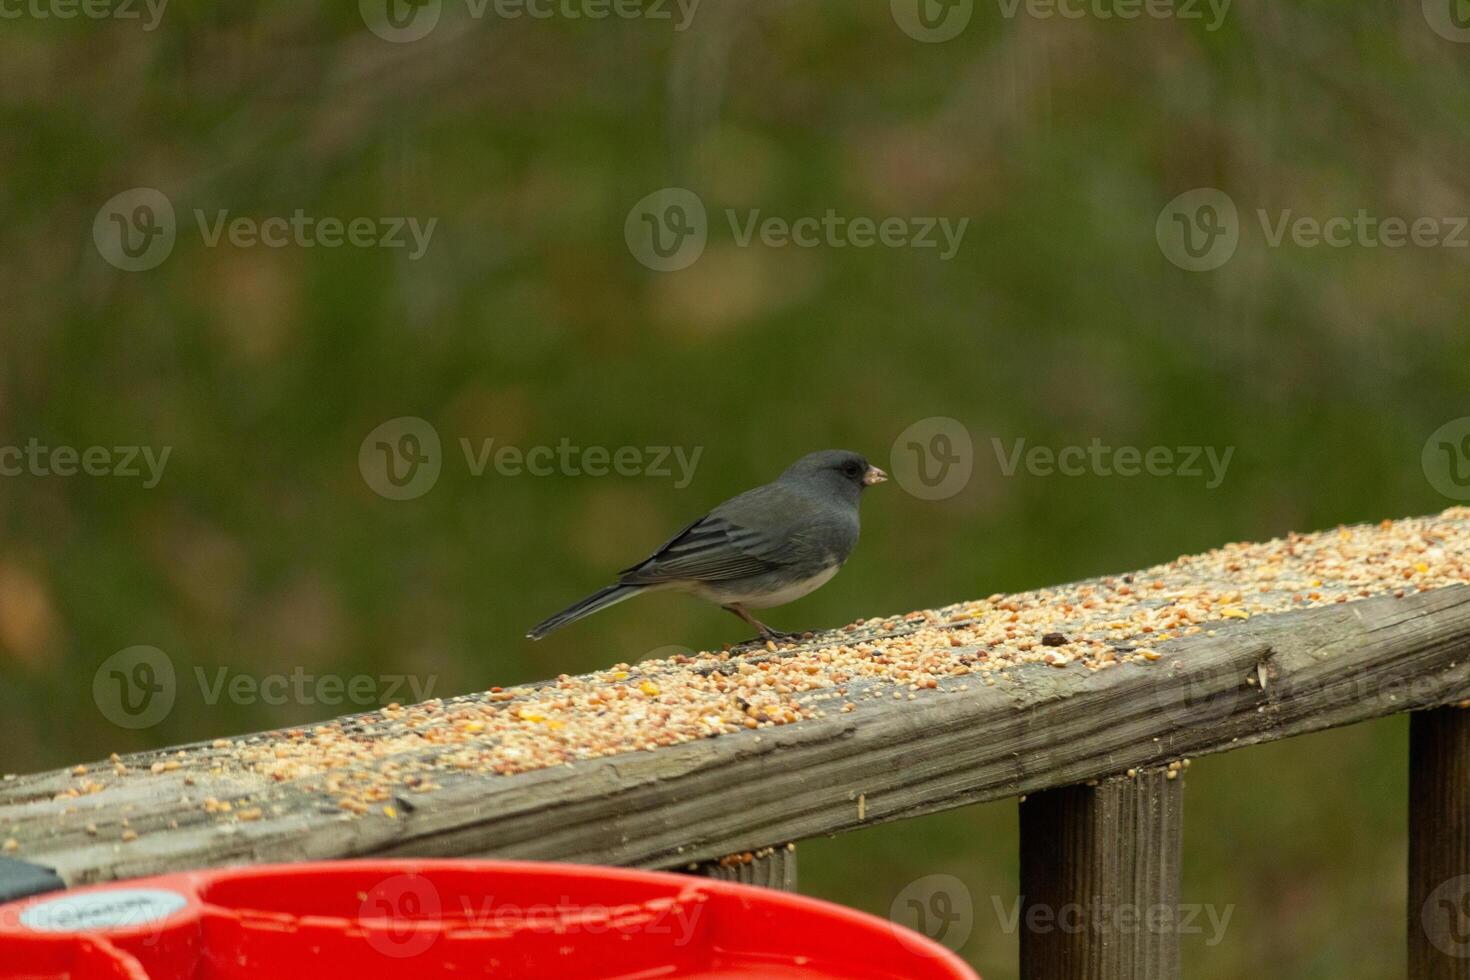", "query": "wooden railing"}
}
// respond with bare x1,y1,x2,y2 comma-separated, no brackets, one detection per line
4,514,1470,978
